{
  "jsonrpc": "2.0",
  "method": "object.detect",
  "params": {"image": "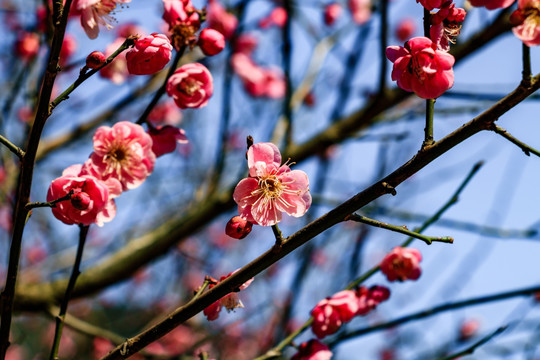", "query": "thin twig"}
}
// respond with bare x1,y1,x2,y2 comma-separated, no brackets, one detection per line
491,124,540,158
346,214,453,245
50,37,136,112
25,189,74,210
0,134,24,159
135,46,186,125
49,225,90,360
436,325,509,360
335,286,538,342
